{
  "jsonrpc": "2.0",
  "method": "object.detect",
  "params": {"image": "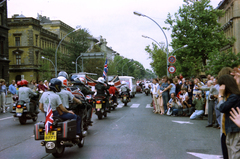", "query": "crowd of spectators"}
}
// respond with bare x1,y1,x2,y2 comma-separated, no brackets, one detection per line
150,74,221,128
